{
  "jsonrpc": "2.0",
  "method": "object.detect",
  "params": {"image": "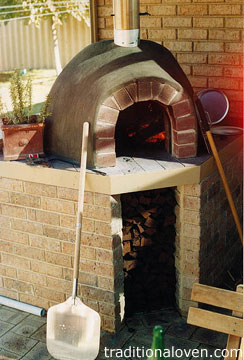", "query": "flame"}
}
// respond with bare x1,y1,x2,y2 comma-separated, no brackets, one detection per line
146,131,166,143
141,123,150,129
